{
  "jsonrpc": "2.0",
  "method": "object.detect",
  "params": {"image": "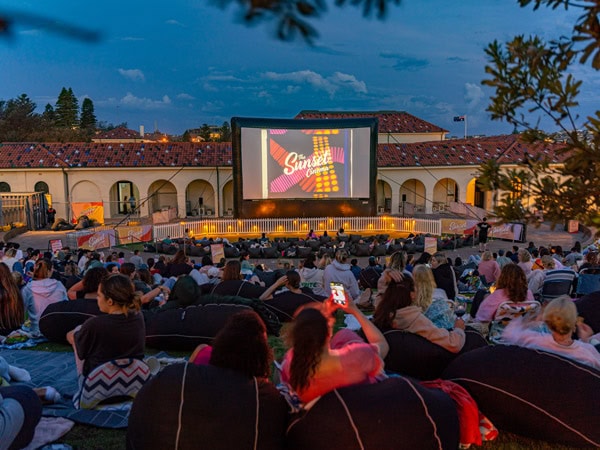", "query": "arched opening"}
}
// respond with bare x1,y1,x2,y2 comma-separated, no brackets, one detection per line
433,178,459,212
71,180,102,203
0,182,10,192
376,180,392,214
34,181,49,194
222,180,234,216
185,180,215,217
148,180,177,214
466,178,486,209
109,181,139,215
399,179,426,214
